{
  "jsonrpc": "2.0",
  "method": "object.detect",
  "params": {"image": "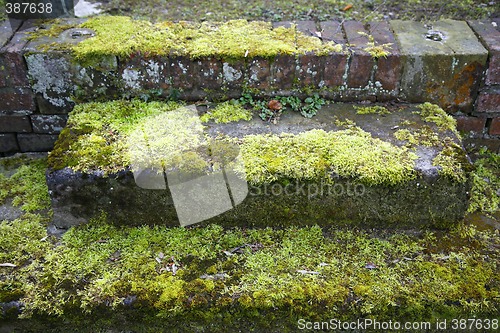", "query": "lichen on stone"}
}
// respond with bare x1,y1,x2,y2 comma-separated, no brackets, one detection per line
200,101,253,124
